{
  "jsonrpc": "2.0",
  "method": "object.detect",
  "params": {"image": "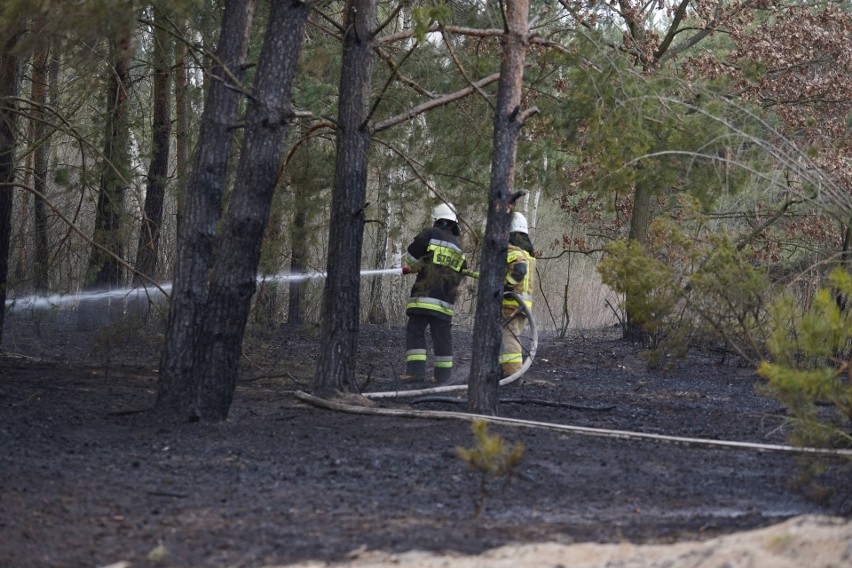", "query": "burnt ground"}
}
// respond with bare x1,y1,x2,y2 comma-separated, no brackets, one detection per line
0,311,850,568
